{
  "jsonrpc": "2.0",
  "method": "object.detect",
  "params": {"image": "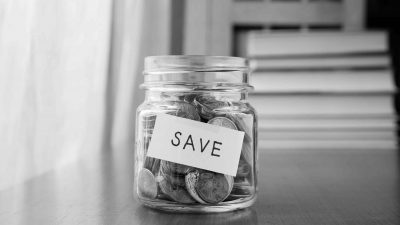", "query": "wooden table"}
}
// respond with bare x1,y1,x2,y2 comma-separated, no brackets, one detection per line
0,148,399,225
